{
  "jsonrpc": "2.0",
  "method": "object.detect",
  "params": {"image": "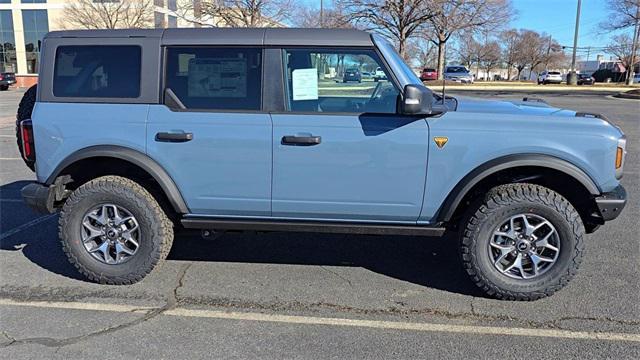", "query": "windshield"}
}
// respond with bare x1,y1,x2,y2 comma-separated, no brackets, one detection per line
373,36,422,85
446,66,468,73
